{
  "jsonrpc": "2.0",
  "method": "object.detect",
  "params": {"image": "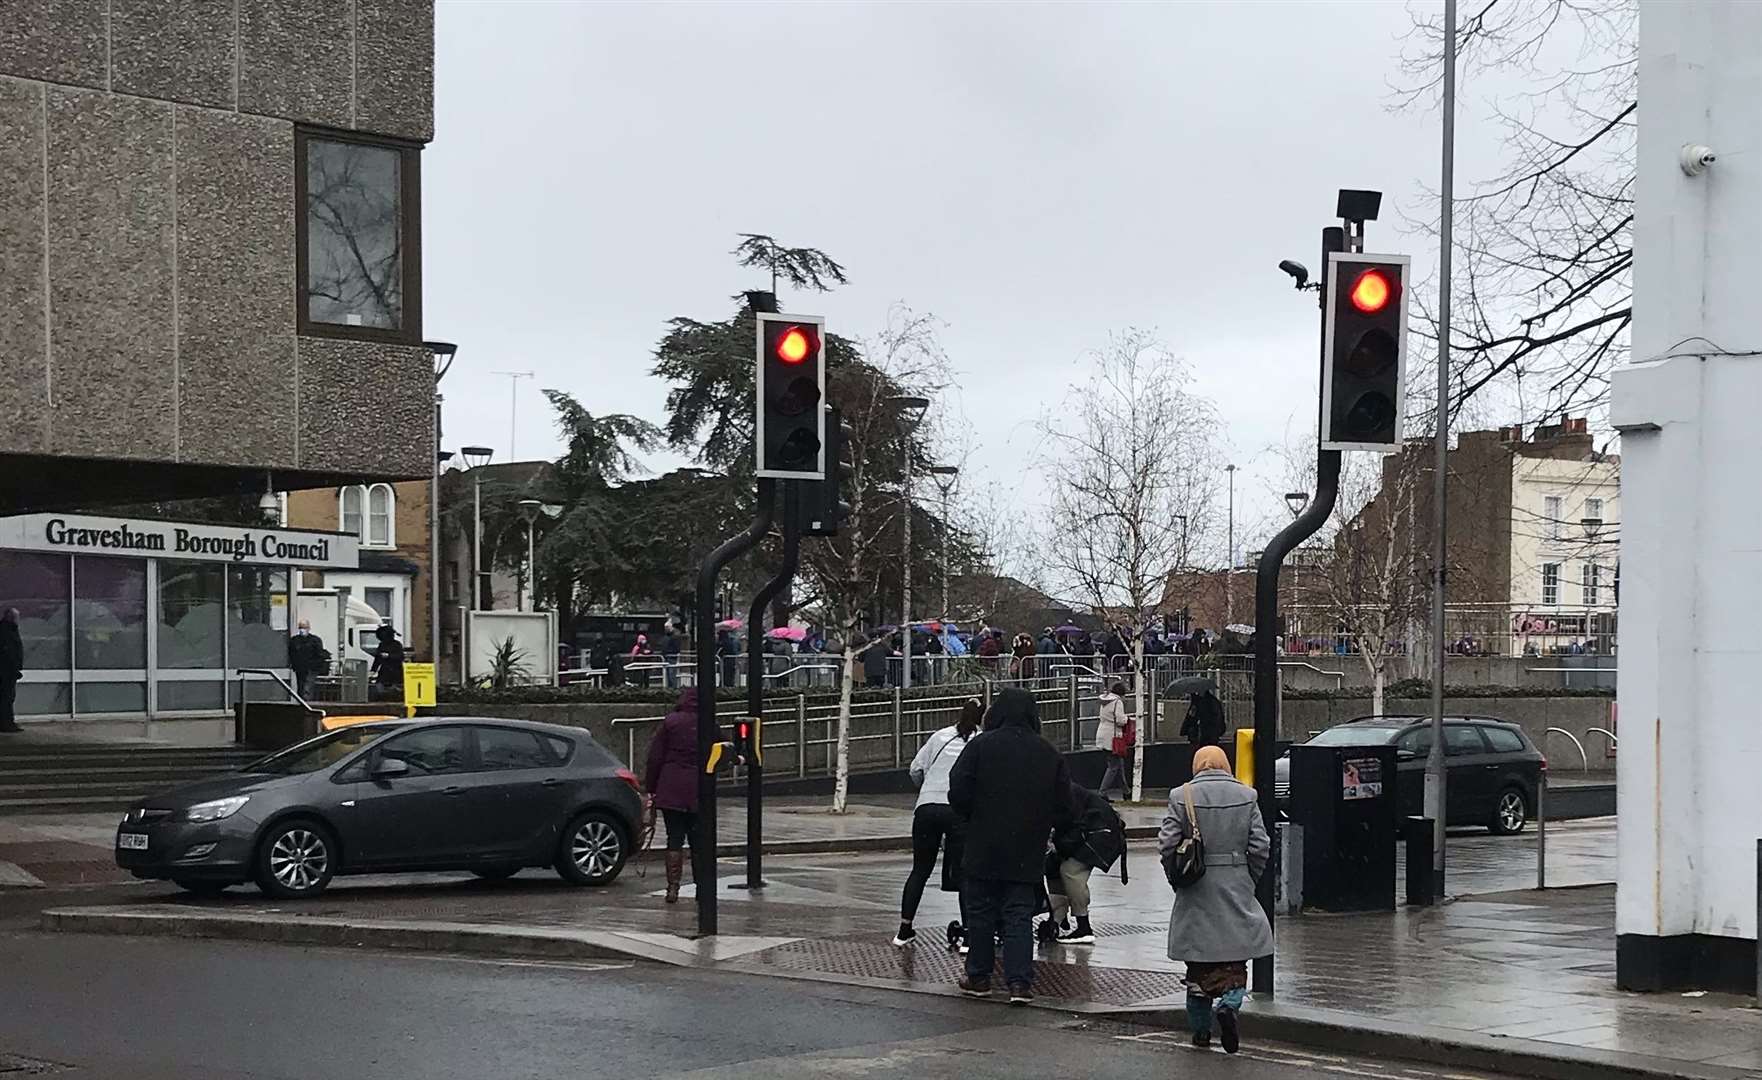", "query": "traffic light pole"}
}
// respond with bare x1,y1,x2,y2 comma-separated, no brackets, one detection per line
1251,223,1346,995
736,481,803,891
692,479,777,936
